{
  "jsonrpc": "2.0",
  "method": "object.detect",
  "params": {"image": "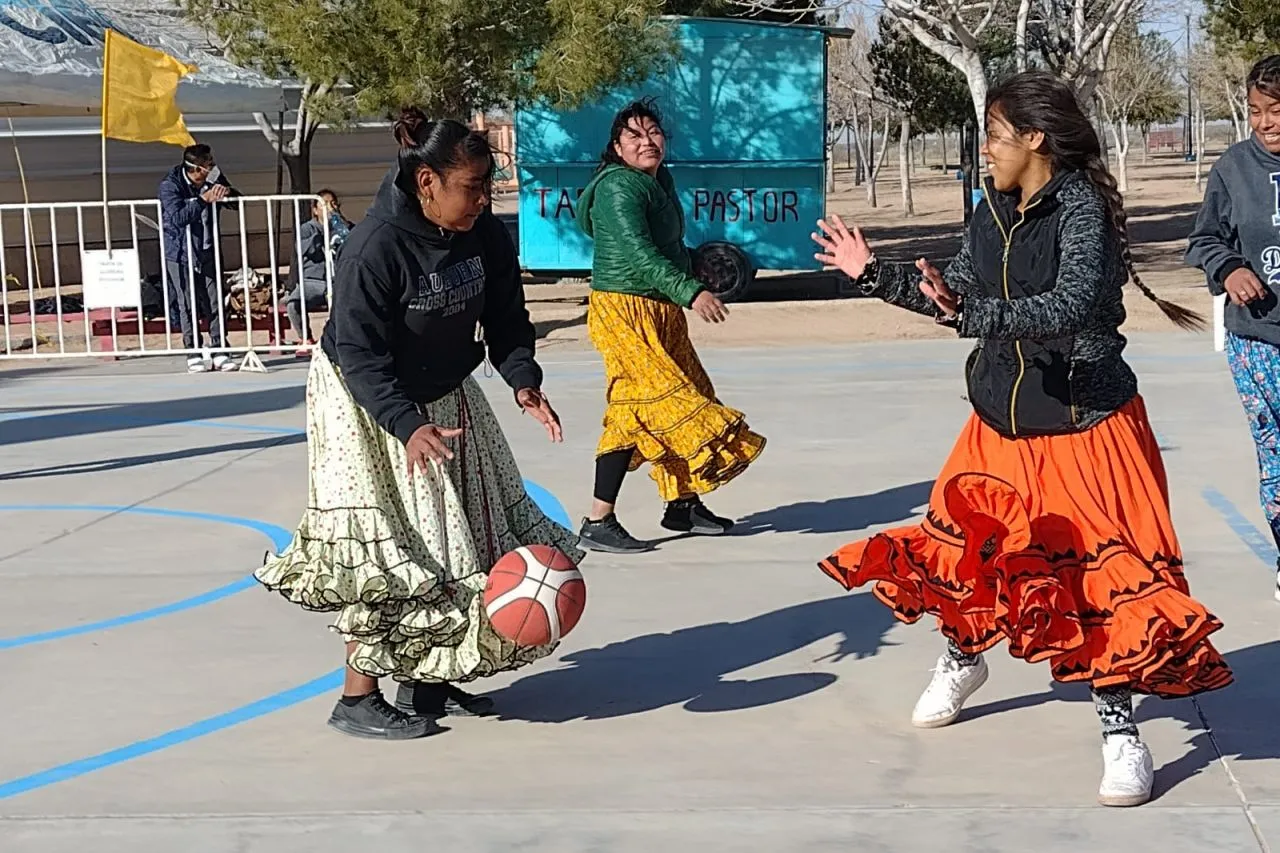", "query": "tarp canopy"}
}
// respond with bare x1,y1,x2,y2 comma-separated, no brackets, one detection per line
0,0,288,116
